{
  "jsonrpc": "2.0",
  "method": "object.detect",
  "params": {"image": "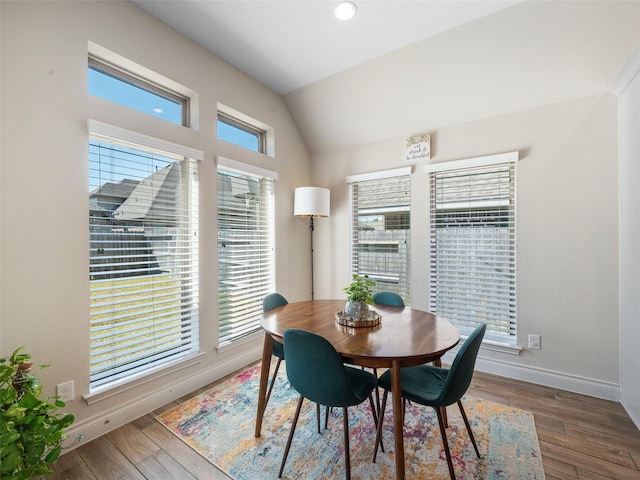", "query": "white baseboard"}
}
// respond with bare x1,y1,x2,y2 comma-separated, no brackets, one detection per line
64,346,263,450
441,350,621,402
621,400,640,430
